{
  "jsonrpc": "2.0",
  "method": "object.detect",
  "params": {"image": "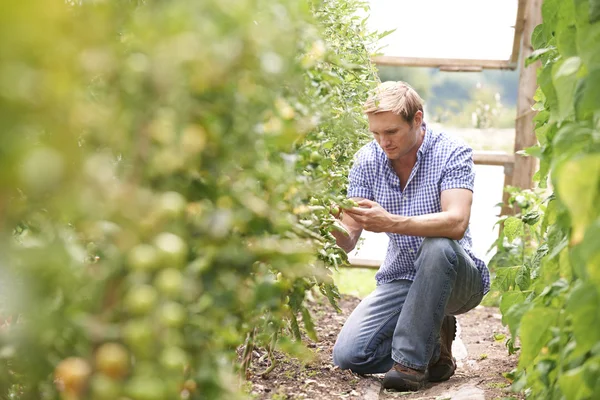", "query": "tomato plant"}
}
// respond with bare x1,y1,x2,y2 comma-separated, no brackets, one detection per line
0,0,381,399
490,0,600,397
